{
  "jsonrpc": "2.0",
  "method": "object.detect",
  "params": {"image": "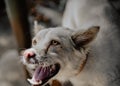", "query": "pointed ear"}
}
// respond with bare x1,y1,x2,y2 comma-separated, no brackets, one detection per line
72,26,100,48
34,20,45,34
